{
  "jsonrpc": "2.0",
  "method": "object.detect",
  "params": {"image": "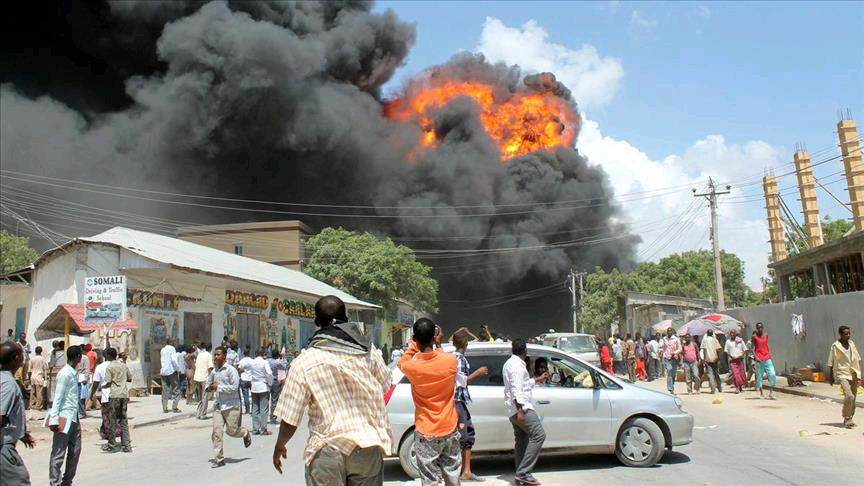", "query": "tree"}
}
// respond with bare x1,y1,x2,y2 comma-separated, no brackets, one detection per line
579,268,644,334
786,215,854,254
0,230,39,273
304,228,438,313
